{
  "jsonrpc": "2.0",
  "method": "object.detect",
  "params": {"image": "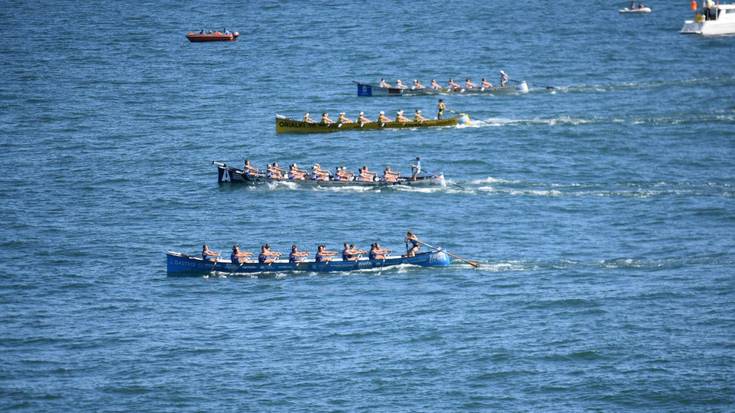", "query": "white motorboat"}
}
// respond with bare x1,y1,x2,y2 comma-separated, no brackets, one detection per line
620,2,652,14
681,3,735,35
